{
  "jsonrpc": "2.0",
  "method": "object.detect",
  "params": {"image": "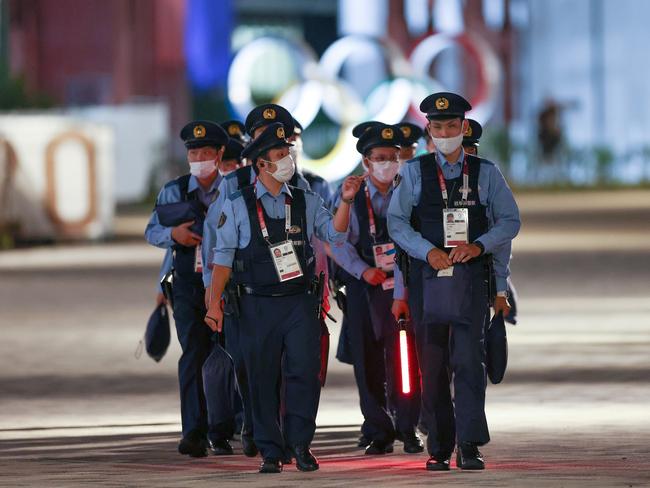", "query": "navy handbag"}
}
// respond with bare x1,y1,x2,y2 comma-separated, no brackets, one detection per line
422,263,473,326
156,200,205,235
